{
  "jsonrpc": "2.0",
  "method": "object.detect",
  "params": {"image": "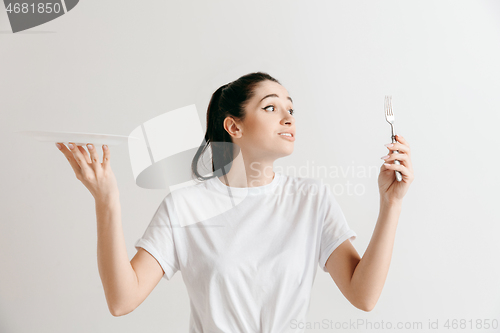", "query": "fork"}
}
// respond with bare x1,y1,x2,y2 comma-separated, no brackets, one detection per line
384,95,403,182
